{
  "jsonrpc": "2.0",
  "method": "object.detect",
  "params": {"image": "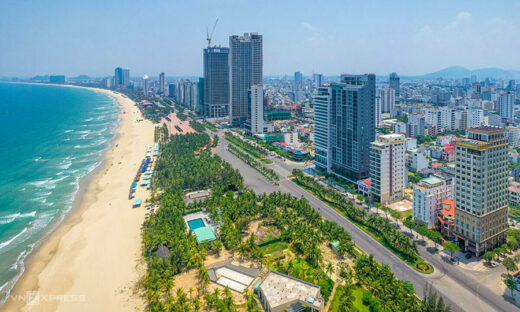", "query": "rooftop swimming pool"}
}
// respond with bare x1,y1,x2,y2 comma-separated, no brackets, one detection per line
187,218,205,231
